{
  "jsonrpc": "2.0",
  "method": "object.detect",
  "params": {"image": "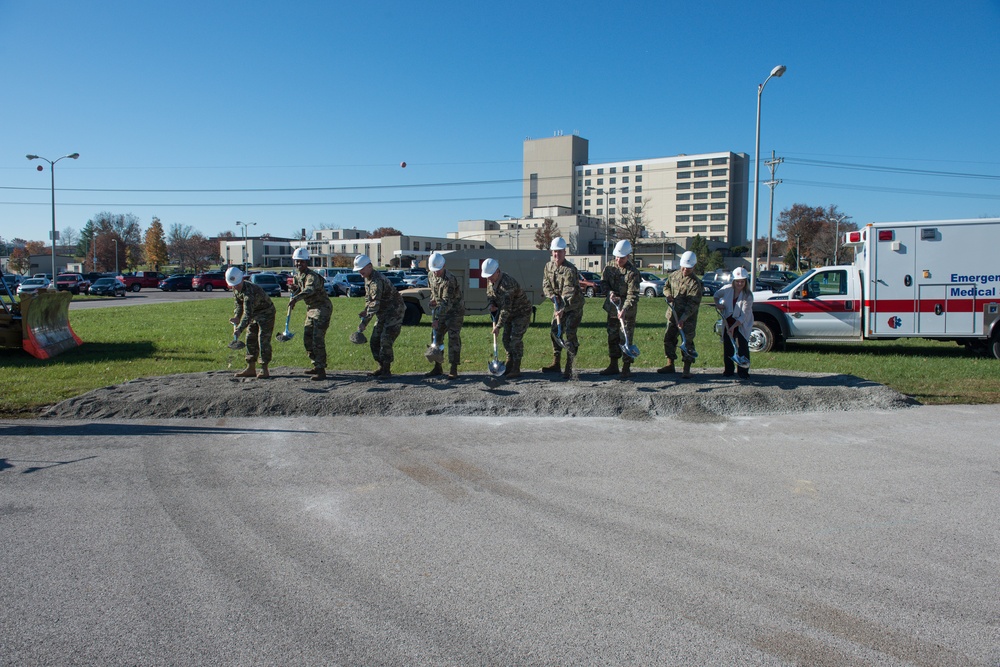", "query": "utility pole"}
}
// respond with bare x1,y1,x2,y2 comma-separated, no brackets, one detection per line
764,151,783,270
